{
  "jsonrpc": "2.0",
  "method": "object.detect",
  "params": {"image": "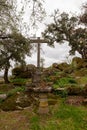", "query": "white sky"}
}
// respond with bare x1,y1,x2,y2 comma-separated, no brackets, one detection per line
45,0,86,14
26,0,86,67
